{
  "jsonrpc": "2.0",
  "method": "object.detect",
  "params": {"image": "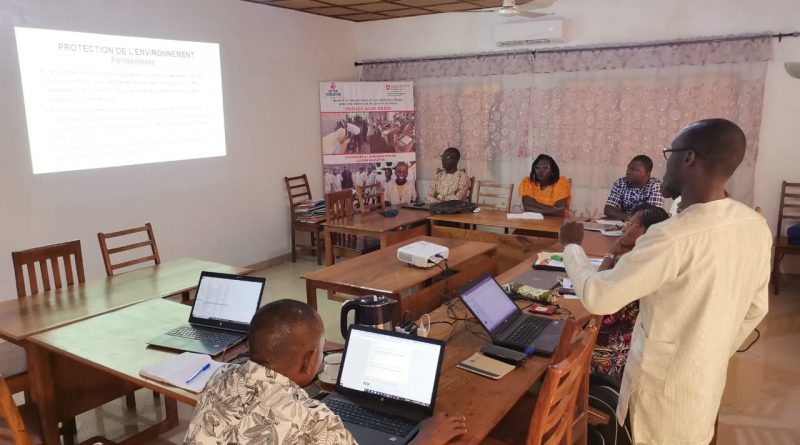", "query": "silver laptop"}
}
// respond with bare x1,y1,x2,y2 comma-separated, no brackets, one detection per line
323,325,445,444
458,274,565,355
147,271,265,356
